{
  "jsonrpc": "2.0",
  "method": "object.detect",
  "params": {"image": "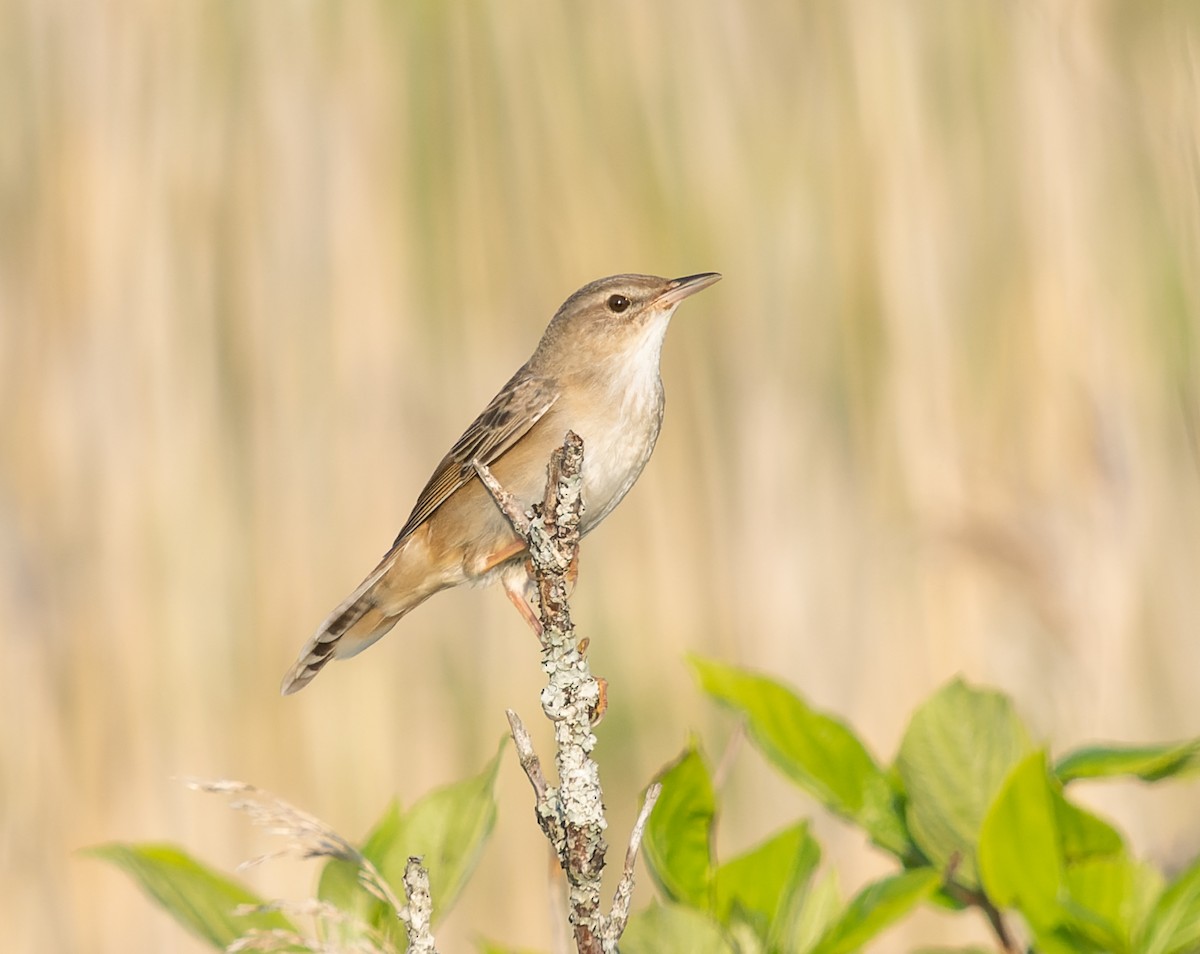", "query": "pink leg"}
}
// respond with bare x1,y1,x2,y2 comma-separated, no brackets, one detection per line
502,572,543,638
565,549,580,596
